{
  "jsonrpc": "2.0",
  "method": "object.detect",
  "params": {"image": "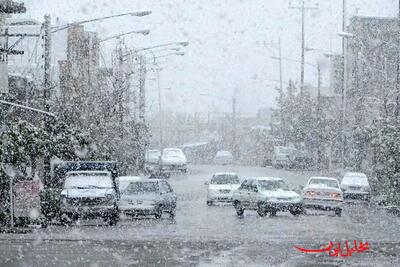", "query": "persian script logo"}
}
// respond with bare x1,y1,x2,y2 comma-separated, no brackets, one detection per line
294,240,370,257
